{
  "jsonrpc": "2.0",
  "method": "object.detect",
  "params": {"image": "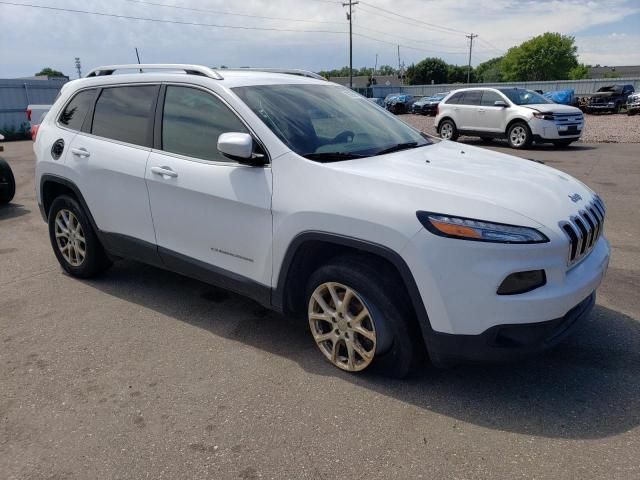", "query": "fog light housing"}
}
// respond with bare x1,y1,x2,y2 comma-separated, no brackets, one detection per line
497,270,546,295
